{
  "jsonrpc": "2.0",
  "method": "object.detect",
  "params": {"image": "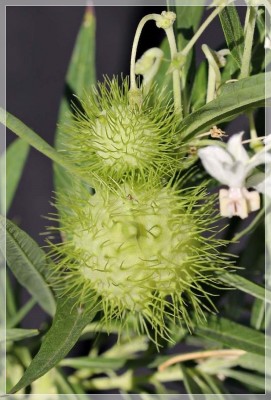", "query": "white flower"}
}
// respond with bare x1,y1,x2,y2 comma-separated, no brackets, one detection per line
198,132,271,219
